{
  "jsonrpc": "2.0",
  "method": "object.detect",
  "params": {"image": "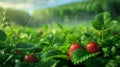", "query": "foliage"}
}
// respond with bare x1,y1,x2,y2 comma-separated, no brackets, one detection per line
0,30,6,42
0,9,120,67
71,49,100,64
1,0,120,27
92,12,117,30
32,0,120,25
0,8,31,26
